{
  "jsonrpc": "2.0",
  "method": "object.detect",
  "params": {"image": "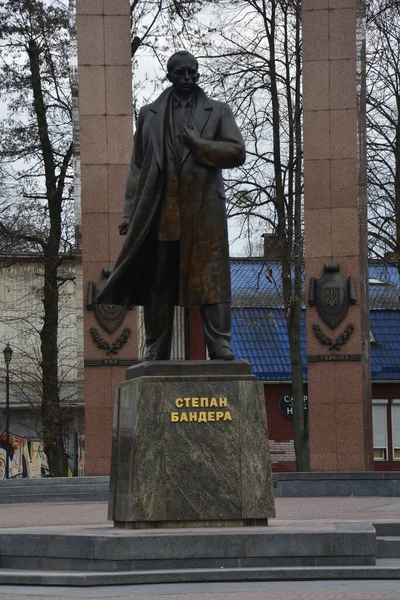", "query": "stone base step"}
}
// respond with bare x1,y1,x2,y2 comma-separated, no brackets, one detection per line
0,476,109,504
0,525,375,572
274,472,400,497
374,522,400,537
0,564,400,586
0,476,108,487
0,492,107,505
377,536,400,558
